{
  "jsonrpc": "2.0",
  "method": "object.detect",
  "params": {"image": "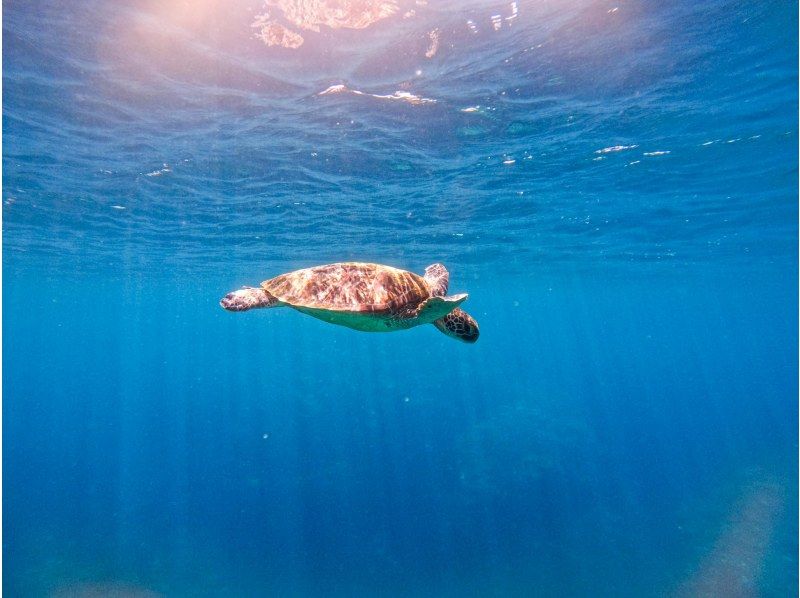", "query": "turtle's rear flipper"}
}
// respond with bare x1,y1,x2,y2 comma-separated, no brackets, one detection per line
433,308,479,343
220,288,279,312
423,263,449,297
